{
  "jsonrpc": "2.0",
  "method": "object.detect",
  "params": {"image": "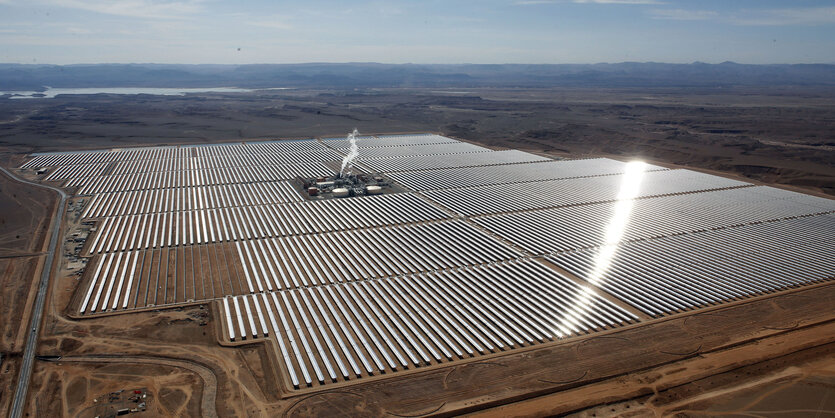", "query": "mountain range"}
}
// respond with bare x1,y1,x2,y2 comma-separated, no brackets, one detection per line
3,62,835,91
